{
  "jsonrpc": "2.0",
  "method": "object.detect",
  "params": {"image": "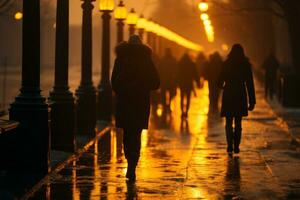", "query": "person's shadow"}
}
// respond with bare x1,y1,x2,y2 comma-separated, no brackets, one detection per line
223,156,241,199
126,182,138,200
180,118,190,134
